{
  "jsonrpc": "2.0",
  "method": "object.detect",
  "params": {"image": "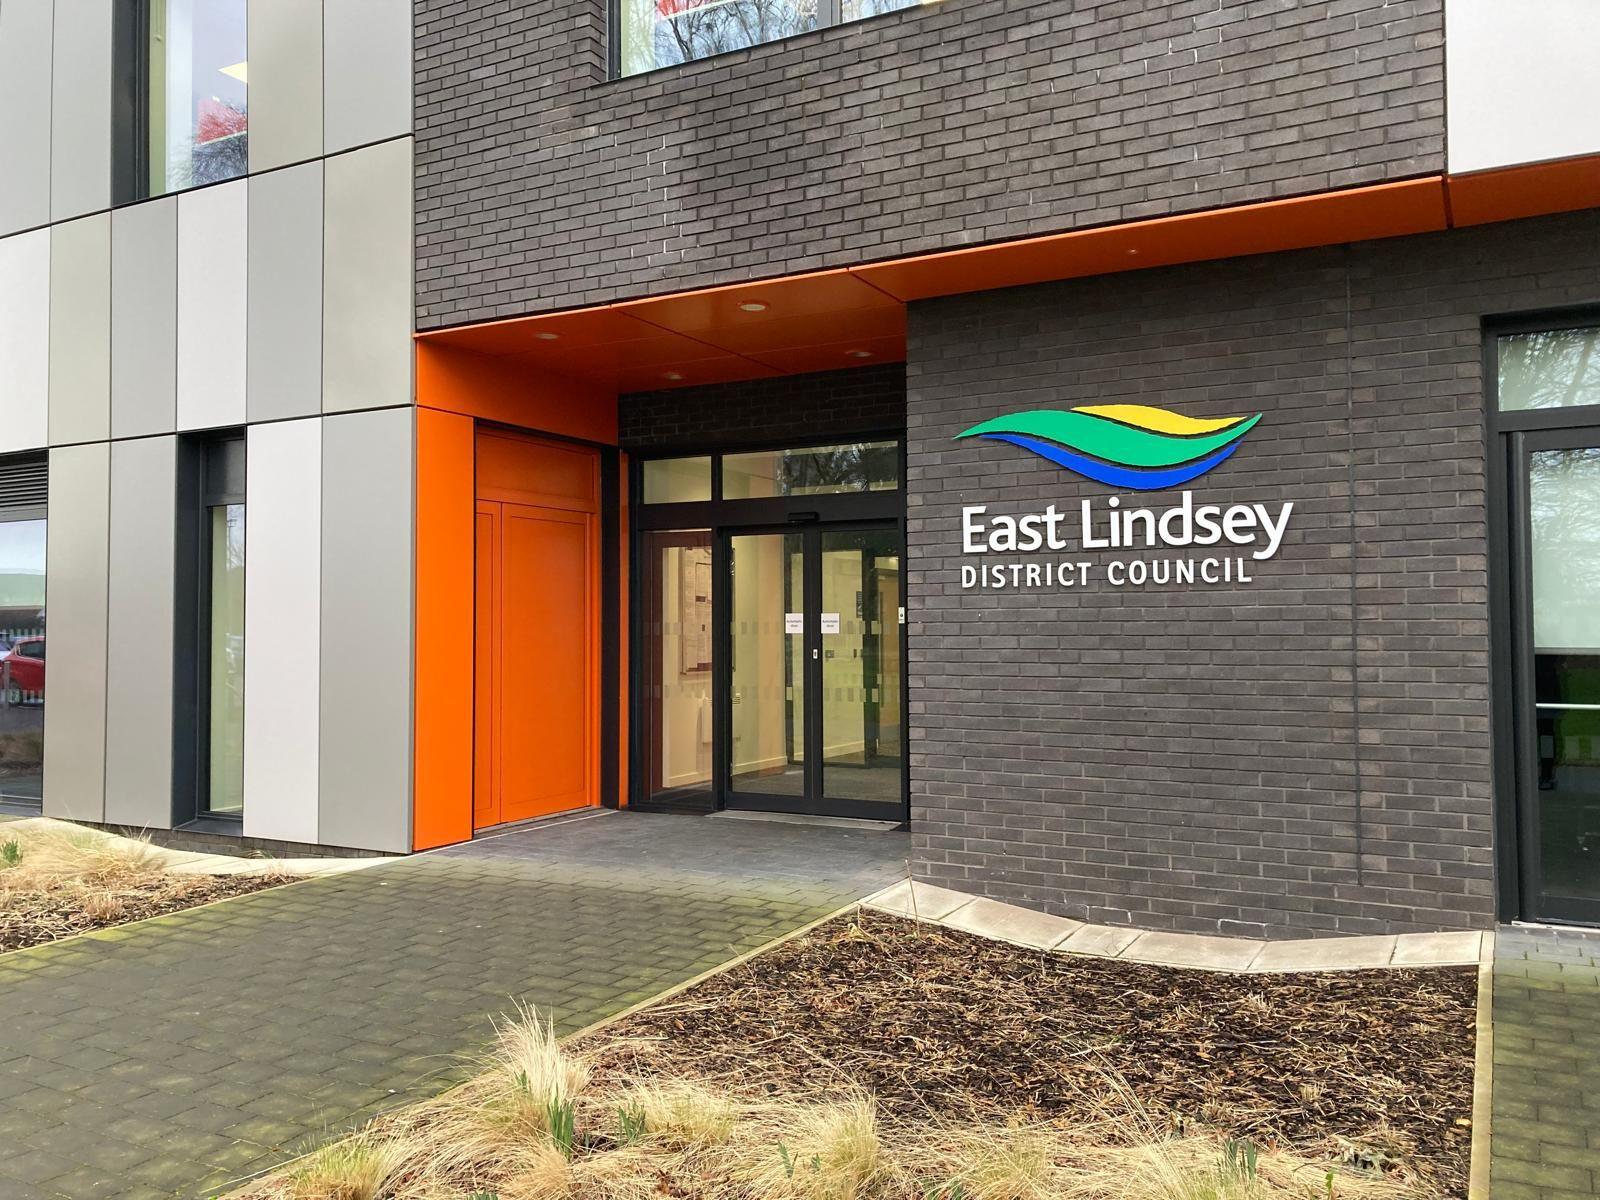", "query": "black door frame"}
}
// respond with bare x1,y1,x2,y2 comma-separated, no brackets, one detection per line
716,521,905,823
1486,310,1600,925
629,436,909,824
